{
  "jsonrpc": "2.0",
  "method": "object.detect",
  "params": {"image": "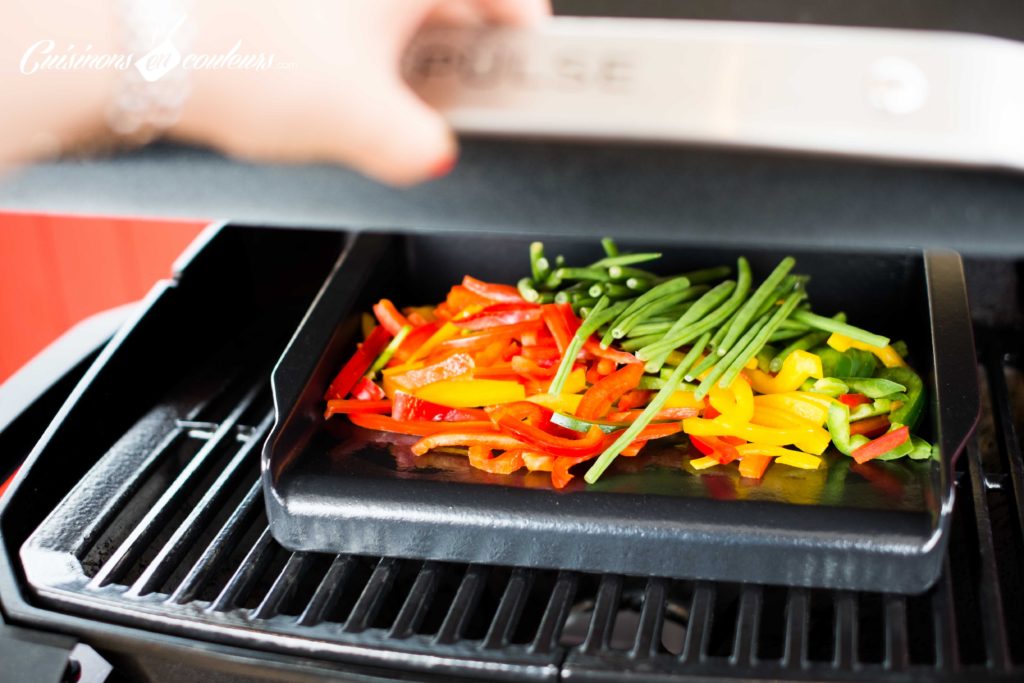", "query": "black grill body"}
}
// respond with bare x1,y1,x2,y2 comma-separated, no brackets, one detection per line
1,226,1022,682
